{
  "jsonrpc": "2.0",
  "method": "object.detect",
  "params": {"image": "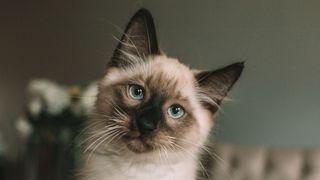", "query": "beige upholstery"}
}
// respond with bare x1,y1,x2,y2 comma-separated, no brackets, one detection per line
210,143,320,180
